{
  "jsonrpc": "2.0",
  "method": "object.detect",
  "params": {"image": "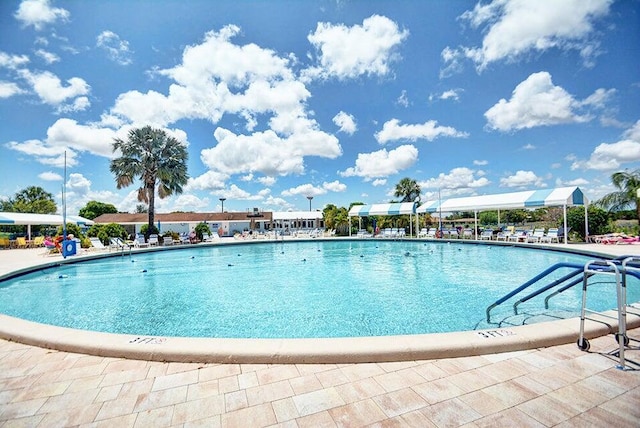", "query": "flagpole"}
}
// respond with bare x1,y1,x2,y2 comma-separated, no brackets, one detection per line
62,151,67,259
